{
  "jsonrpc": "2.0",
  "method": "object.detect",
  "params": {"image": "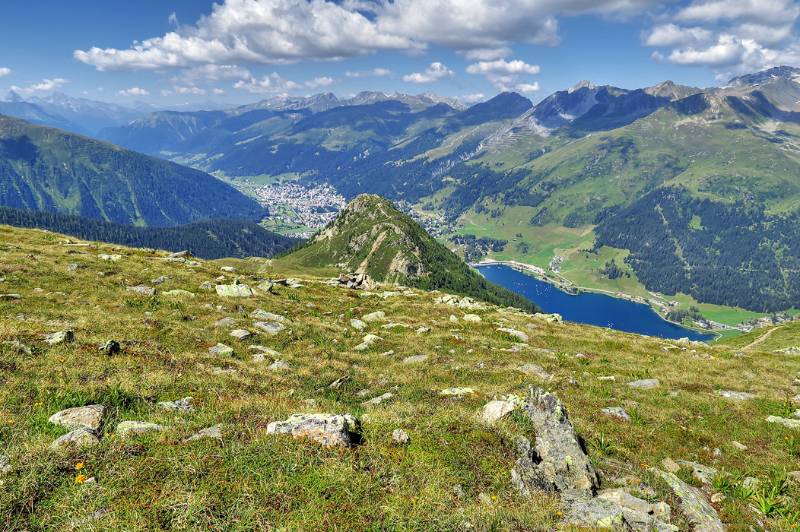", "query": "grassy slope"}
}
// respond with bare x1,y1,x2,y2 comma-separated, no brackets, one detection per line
0,225,798,528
